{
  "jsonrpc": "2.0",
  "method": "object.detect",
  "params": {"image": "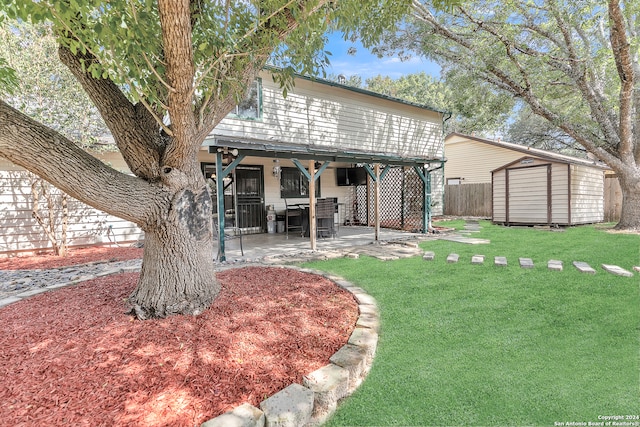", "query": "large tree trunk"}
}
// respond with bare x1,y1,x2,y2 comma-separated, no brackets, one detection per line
0,100,221,319
129,184,219,319
615,171,640,230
